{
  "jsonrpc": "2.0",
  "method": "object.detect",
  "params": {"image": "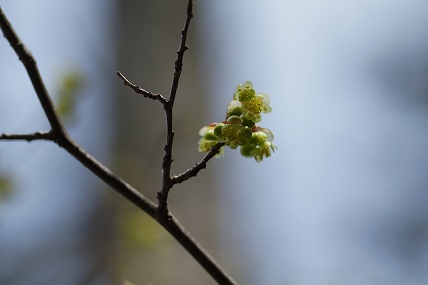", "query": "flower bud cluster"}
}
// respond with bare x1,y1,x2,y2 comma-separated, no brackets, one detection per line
198,81,276,162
